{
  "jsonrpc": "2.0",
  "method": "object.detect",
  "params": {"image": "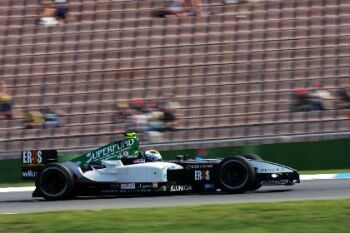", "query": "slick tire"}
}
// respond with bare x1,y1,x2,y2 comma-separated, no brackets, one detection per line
219,156,256,193
241,154,262,161
35,163,74,200
240,154,262,190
